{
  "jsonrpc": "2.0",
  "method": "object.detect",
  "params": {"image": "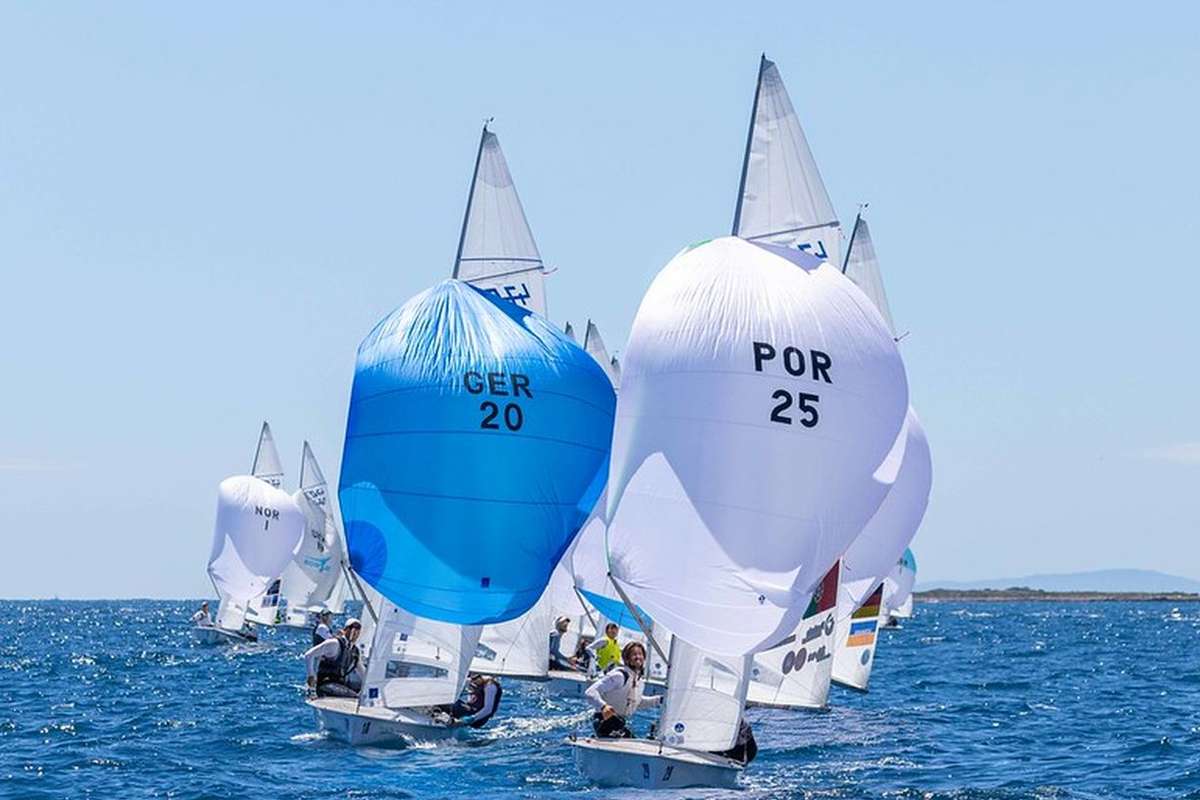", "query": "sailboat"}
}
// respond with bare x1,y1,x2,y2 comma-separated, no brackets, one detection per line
829,212,933,691
244,422,288,628
277,442,356,629
729,54,849,714
884,548,919,620
569,235,909,788
196,474,305,645
307,124,615,746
